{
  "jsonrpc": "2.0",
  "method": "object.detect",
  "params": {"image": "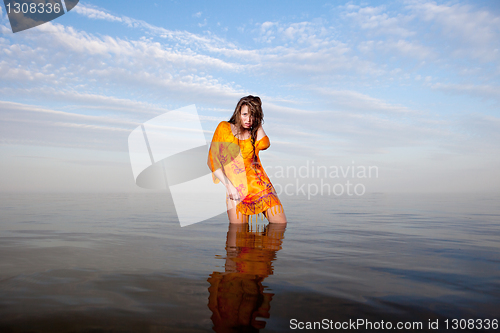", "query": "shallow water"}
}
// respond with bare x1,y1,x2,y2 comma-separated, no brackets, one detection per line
0,193,499,332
